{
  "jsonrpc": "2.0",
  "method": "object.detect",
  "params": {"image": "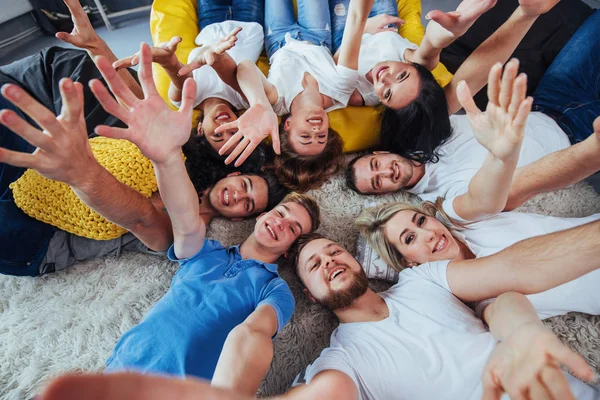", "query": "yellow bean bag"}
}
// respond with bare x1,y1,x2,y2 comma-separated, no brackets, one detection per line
150,0,453,152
